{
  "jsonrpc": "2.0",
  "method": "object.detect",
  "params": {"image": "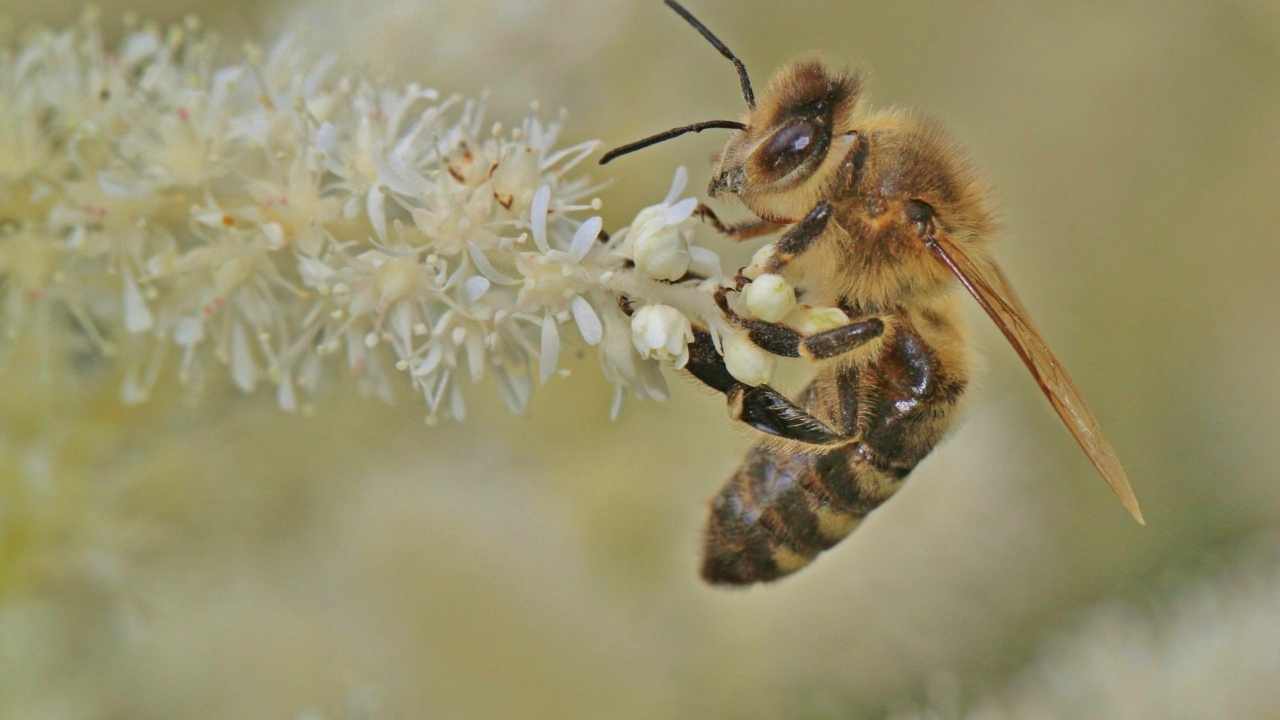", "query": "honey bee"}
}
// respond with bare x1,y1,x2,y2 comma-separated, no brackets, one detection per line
602,1,1144,585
